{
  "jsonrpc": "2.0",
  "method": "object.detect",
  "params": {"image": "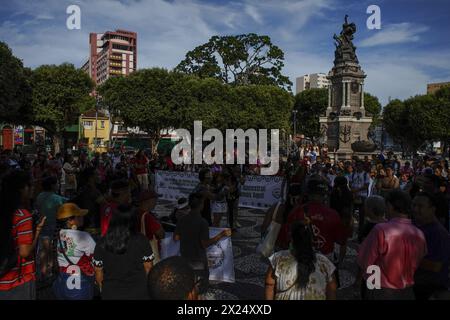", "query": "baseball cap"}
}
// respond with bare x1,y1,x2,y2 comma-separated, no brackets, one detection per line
56,203,88,220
